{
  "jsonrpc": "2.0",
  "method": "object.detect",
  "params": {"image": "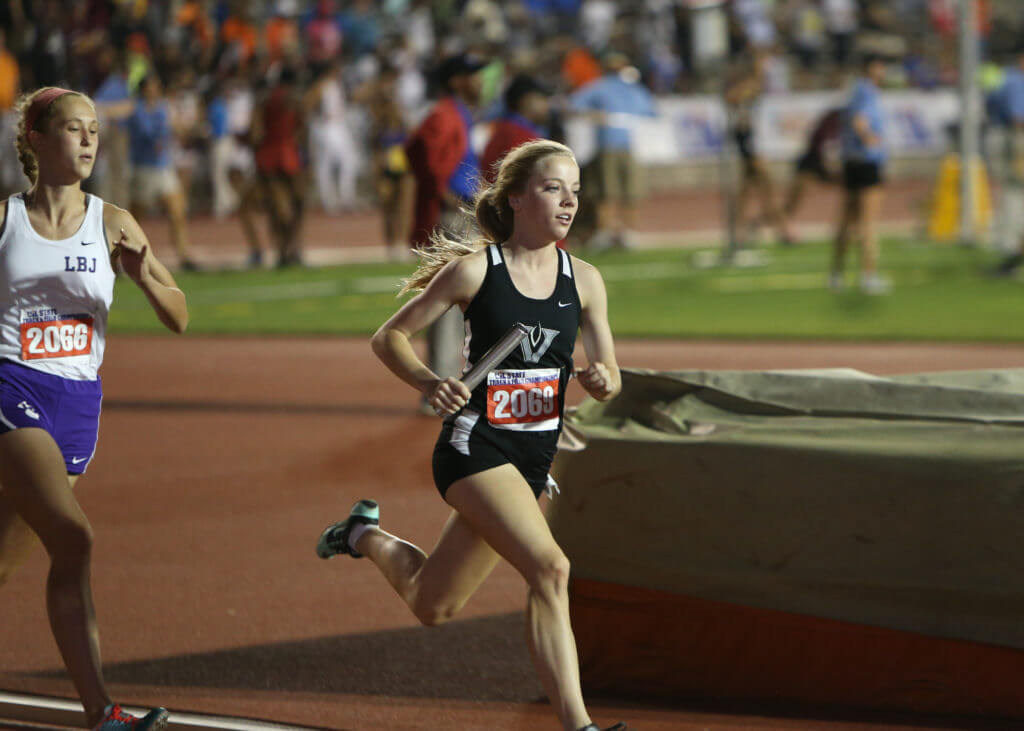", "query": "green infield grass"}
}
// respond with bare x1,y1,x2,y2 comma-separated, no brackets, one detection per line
109,238,1023,341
